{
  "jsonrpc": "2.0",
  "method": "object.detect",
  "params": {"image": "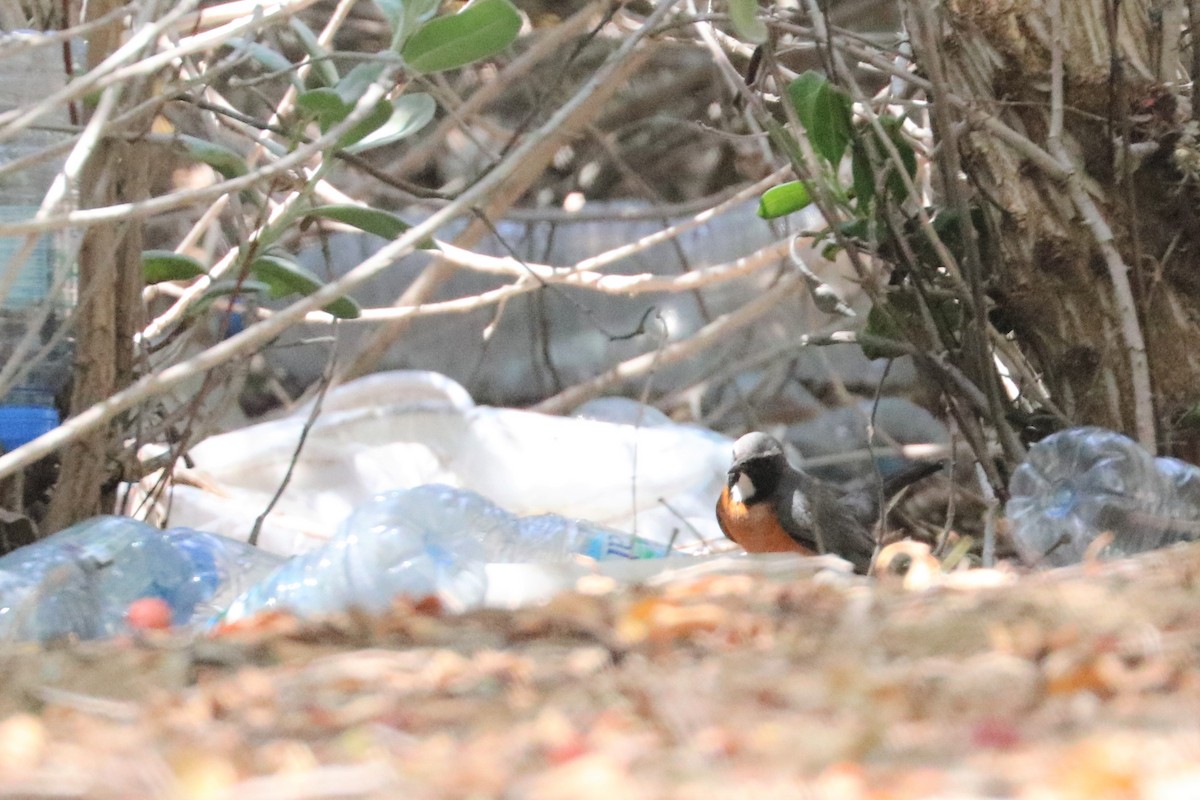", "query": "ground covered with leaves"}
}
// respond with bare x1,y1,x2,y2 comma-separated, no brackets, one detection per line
2,545,1200,799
